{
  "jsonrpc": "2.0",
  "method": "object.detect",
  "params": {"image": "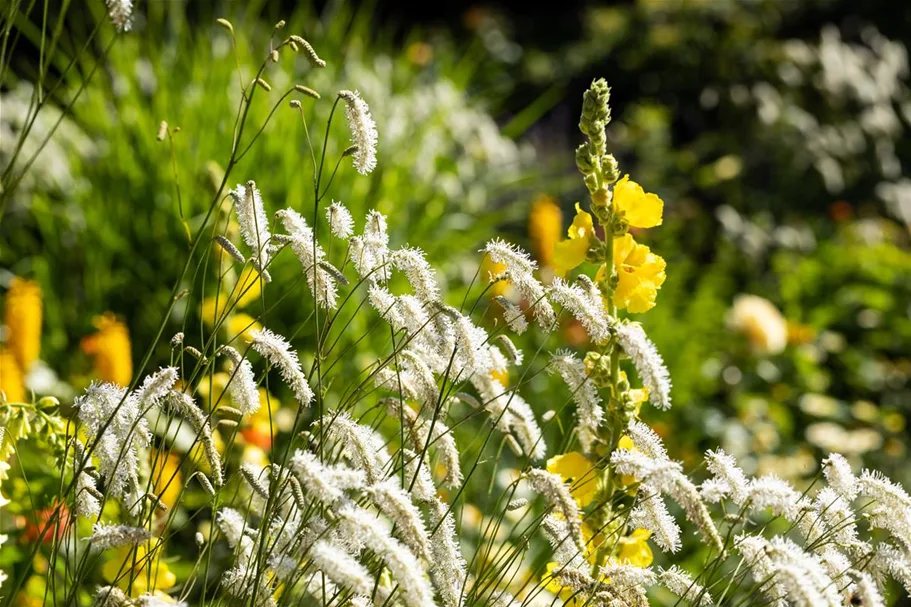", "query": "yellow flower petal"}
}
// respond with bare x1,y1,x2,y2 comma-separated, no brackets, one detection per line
546,452,599,508
613,175,663,228
552,204,597,277
102,540,176,594
201,296,226,327
553,239,590,277
567,203,594,239
612,234,666,313
490,367,509,387
618,528,654,567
